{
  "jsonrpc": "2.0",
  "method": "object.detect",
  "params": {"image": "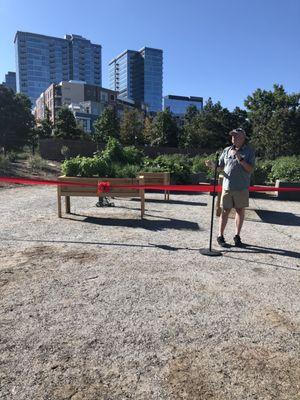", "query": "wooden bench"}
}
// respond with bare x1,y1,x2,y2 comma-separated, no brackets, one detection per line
137,172,170,200
57,176,145,218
